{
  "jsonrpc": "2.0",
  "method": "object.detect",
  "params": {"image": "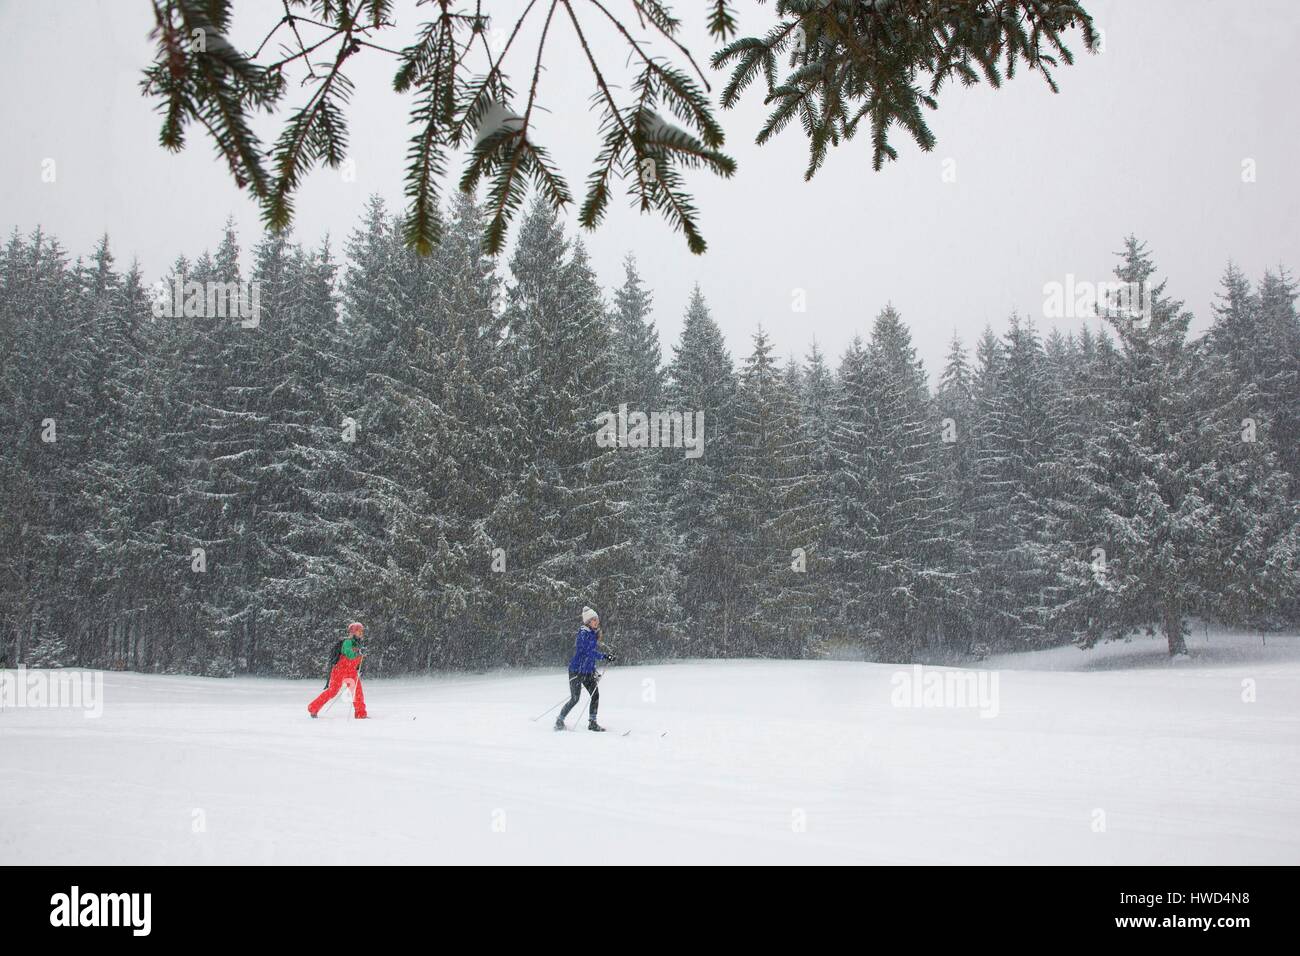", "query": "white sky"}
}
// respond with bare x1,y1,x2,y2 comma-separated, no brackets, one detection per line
2,0,1297,378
